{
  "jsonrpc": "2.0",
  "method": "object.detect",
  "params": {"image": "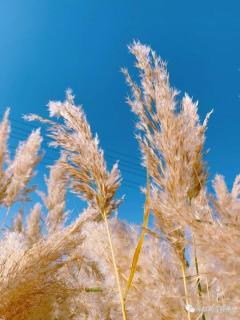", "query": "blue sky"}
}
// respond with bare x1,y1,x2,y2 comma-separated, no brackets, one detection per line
0,1,239,224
